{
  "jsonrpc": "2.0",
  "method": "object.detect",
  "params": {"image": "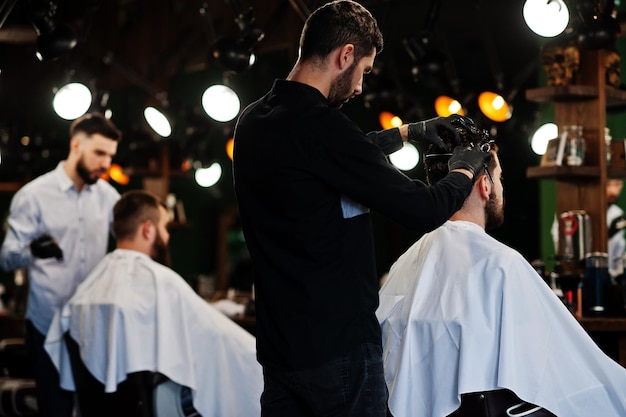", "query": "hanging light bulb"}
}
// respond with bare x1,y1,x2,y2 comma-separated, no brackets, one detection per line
523,0,569,38
144,106,172,138
531,123,558,155
434,95,464,117
202,84,241,122
195,162,223,187
389,143,420,171
53,82,92,120
226,138,235,160
108,163,130,185
379,111,403,130
478,91,512,122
